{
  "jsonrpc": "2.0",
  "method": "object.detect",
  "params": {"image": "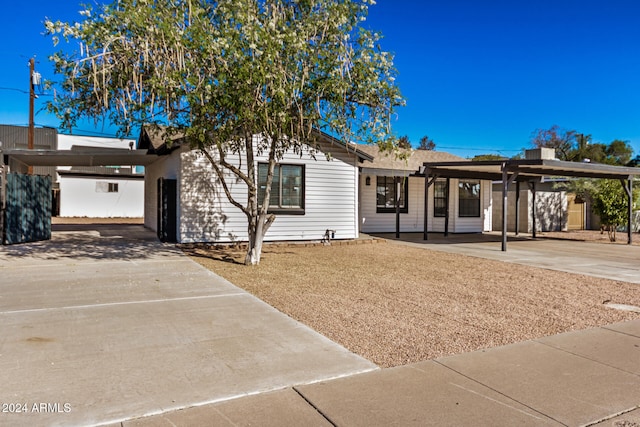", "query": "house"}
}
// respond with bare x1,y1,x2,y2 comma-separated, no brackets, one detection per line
138,128,373,243
357,145,493,234
56,135,145,218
